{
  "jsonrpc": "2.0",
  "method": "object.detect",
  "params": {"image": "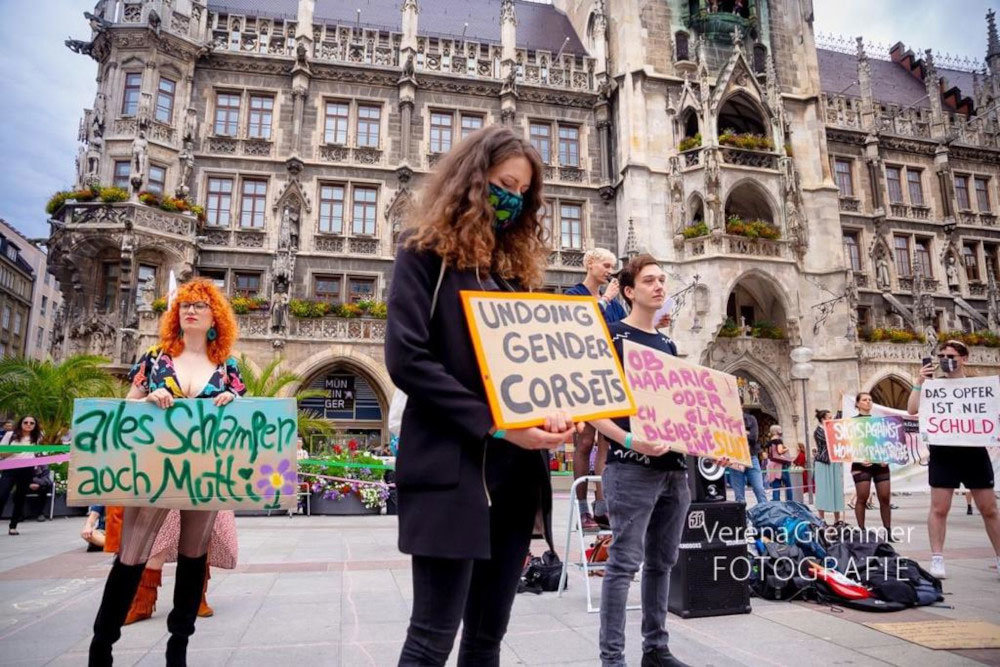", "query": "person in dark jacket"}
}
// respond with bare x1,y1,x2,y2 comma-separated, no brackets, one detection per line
28,464,53,521
386,125,577,666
